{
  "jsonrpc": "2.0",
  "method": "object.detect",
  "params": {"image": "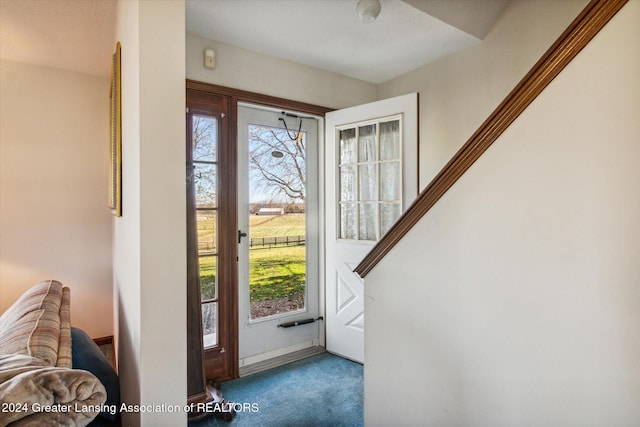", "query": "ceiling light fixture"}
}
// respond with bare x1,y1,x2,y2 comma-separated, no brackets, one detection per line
356,0,381,23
